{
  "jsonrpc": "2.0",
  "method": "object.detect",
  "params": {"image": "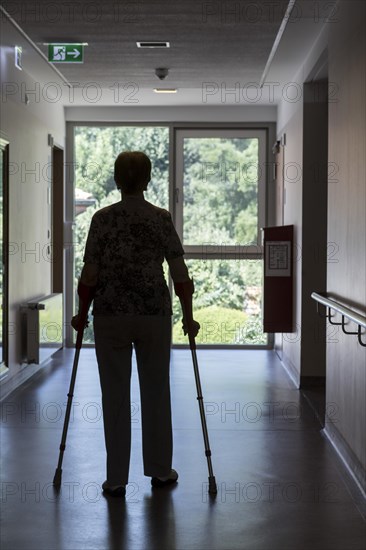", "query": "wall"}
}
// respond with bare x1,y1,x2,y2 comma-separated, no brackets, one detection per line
325,1,366,493
277,1,366,492
280,106,303,385
64,105,276,122
0,17,66,398
276,20,329,385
